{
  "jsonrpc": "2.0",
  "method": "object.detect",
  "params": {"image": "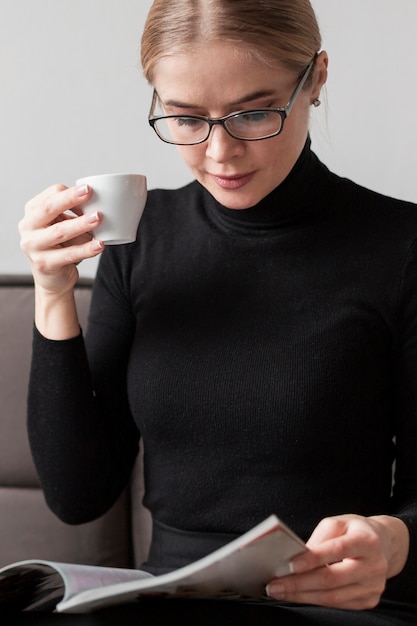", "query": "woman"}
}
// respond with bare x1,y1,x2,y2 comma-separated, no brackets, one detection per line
19,0,417,623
